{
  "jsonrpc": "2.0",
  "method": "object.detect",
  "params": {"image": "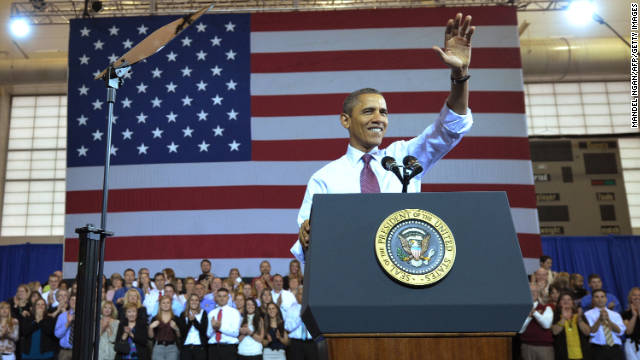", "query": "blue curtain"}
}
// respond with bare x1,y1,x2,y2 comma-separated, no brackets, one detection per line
0,243,62,302
542,235,640,310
